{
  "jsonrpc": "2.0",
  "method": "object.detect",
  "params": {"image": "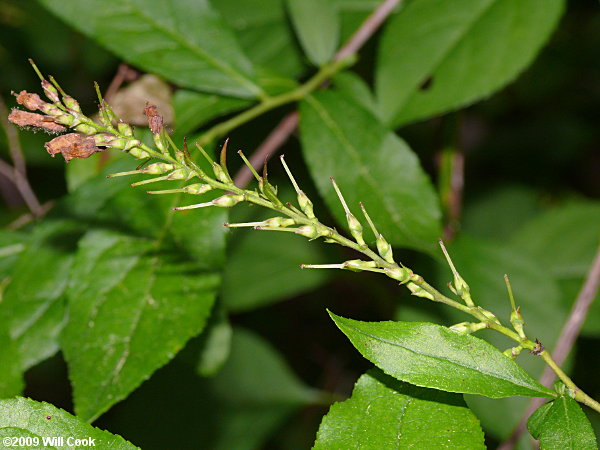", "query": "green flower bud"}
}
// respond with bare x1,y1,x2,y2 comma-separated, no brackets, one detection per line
63,95,81,113
74,123,96,135
129,147,150,159
263,217,295,228
117,122,134,137
183,183,213,195
167,168,191,180
298,191,315,218
141,163,174,175
295,225,319,239
53,114,76,126
449,322,472,334
343,260,377,272
384,266,413,284
153,133,168,153
376,234,394,263
475,307,501,325
92,133,115,146
41,80,60,103
212,194,244,208
212,163,230,184
407,282,434,300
